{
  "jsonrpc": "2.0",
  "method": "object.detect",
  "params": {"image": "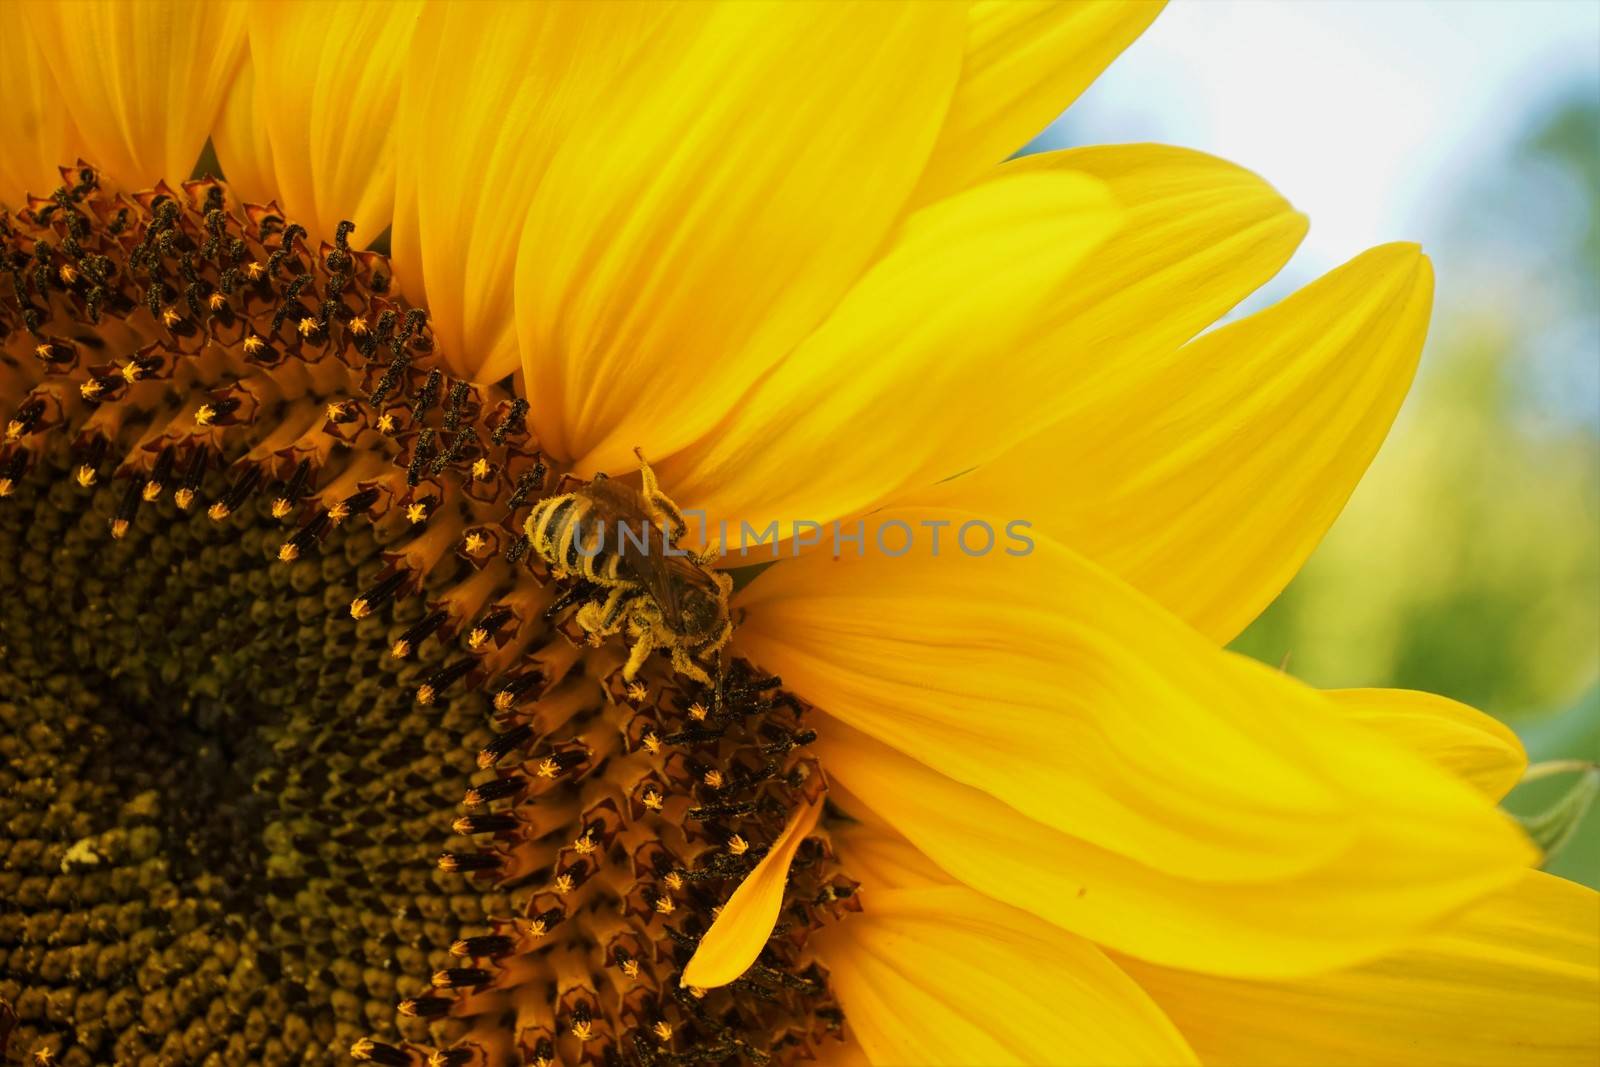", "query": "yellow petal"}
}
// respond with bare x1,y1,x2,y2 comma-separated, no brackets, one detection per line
680,791,823,989
1119,871,1600,1066
668,144,1301,535
923,242,1433,644
910,1,1166,205
1327,687,1527,801
222,0,421,243
0,20,80,207
738,509,1535,976
811,884,1198,1067
660,169,1121,534
210,52,277,209
517,2,969,470
391,2,678,381
21,0,248,189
